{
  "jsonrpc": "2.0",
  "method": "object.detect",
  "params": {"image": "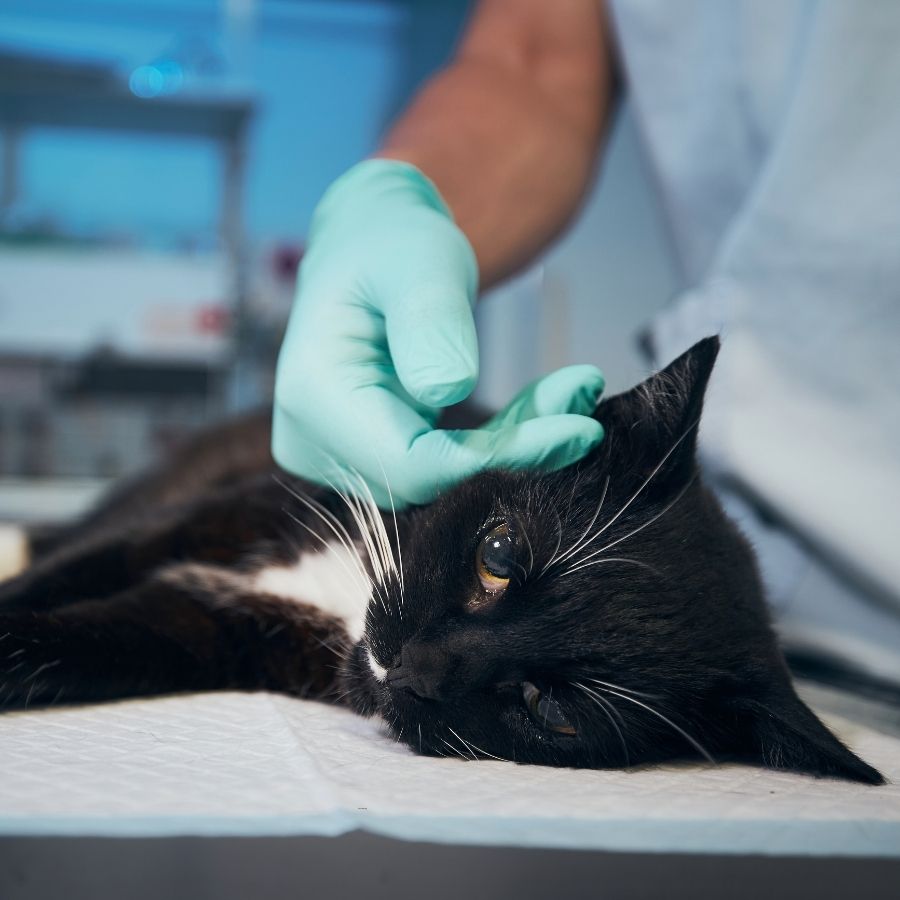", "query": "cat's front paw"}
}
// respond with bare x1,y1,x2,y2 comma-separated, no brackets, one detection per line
0,615,66,710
